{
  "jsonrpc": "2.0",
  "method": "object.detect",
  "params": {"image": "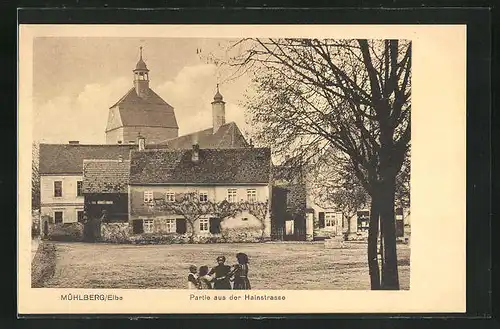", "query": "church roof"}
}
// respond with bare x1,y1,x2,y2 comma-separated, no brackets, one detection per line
146,121,248,150
129,147,271,185
107,87,178,130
